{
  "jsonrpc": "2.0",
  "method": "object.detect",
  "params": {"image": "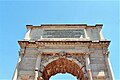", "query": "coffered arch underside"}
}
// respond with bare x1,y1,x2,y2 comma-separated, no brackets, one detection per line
39,57,87,80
